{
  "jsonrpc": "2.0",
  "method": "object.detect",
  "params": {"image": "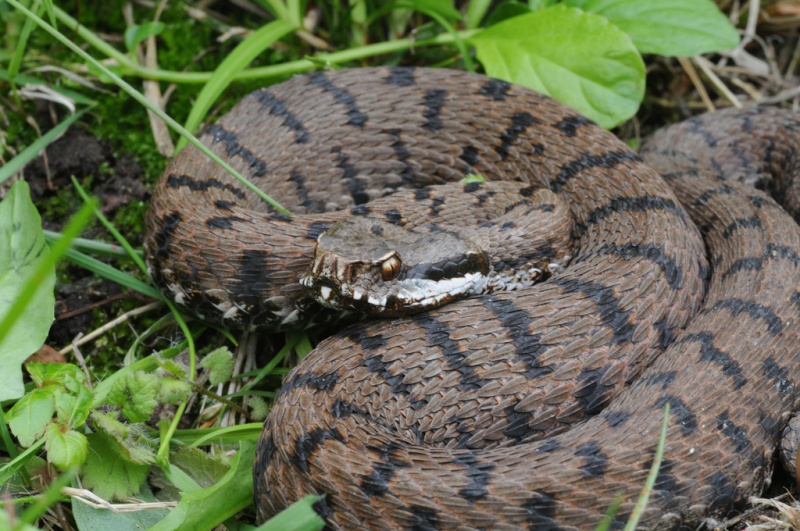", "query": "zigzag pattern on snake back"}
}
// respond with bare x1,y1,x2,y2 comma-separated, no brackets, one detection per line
142,68,800,529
